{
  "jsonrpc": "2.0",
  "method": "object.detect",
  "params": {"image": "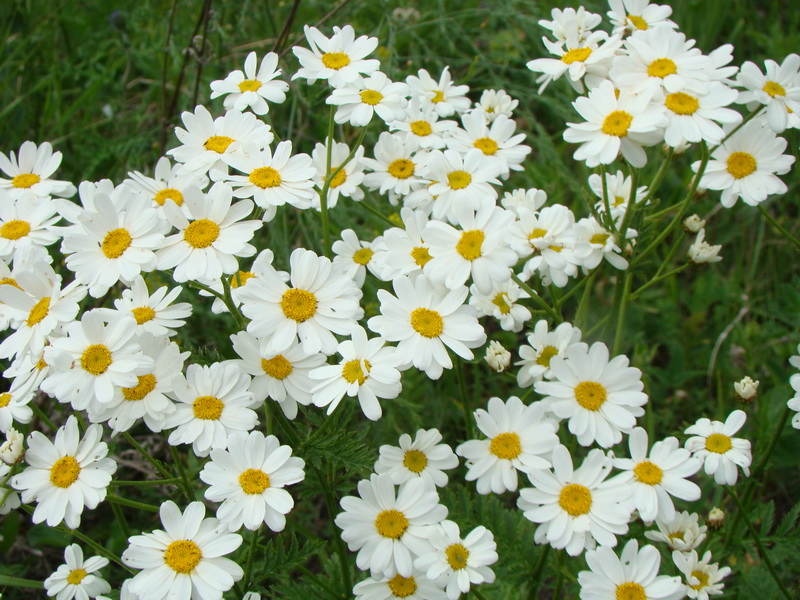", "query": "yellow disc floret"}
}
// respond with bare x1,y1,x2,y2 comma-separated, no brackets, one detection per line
559,483,592,516
561,47,593,64
403,449,428,473
280,288,318,322
249,166,282,189
80,344,112,375
204,136,235,154
447,170,472,190
602,111,634,137
647,58,678,78
615,582,646,600
633,460,664,485
239,468,271,494
445,543,470,570
12,173,40,189
321,52,350,70
154,188,184,206
101,228,132,259
410,308,443,338
193,395,224,420
726,152,757,179
388,159,415,179
184,219,220,248
705,433,732,454
164,540,203,574
123,374,157,401
374,509,409,539
1,220,30,240
262,355,293,379
50,456,81,488
456,230,485,261
490,432,522,460
574,381,607,411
